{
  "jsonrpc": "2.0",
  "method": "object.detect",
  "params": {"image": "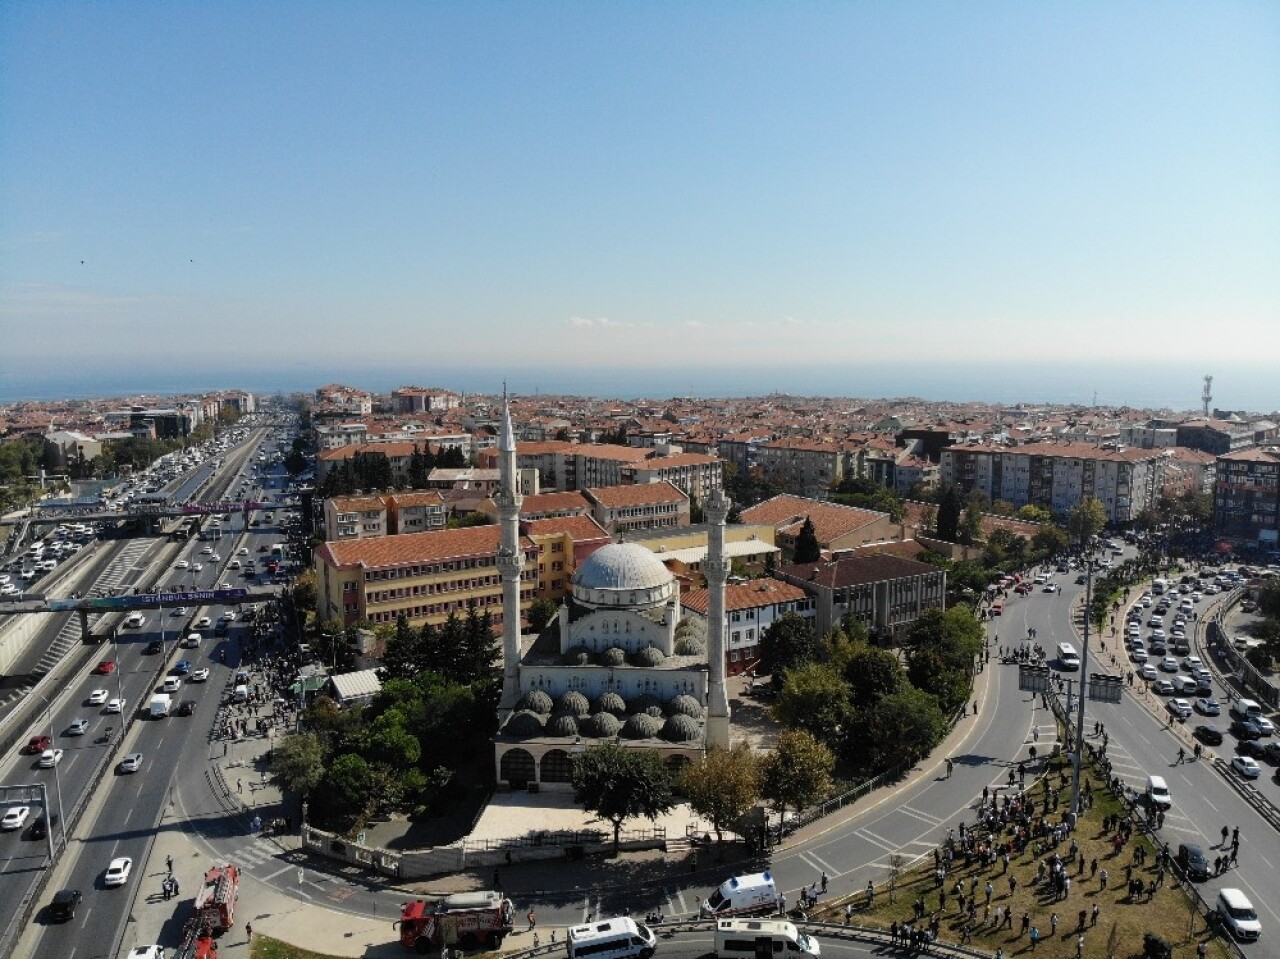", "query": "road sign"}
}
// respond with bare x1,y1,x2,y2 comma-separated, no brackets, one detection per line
47,588,249,612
